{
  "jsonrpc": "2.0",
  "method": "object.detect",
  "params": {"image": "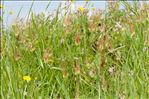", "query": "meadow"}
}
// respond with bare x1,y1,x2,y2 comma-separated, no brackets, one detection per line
1,1,149,99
